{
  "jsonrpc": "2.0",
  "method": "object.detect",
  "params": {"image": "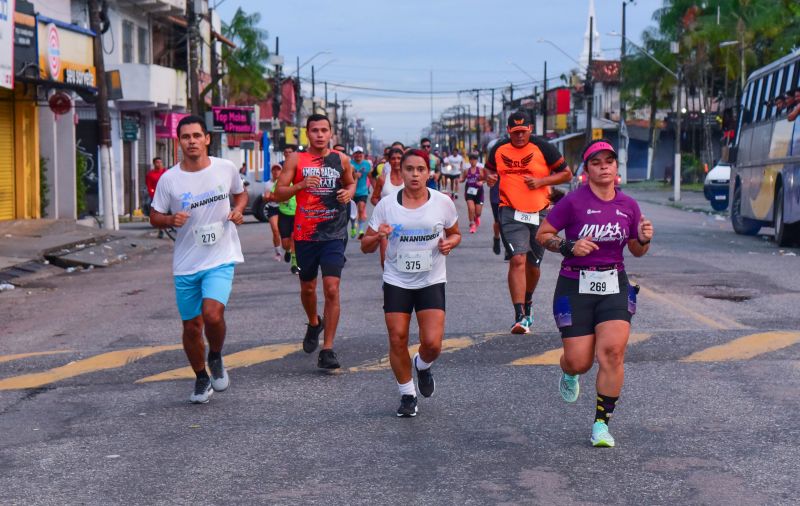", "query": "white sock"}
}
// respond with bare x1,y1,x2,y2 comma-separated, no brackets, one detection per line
397,379,416,397
274,246,281,255
414,352,432,371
